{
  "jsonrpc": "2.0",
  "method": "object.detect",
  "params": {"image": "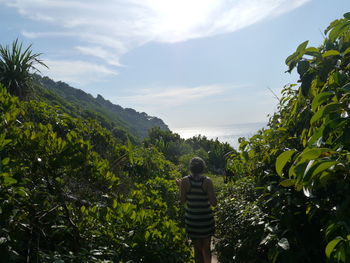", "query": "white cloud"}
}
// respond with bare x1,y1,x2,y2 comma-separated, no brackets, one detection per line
115,84,242,108
3,0,310,85
38,59,118,85
75,46,124,67
22,30,74,38
8,0,310,63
